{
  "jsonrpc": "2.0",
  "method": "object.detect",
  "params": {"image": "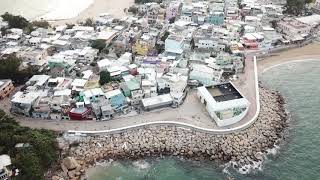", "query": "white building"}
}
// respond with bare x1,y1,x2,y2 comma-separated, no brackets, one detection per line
77,47,99,63
142,94,173,110
277,18,312,38
97,59,112,72
165,35,185,55
0,154,11,180
197,83,250,127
